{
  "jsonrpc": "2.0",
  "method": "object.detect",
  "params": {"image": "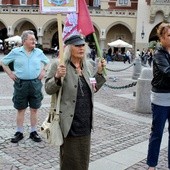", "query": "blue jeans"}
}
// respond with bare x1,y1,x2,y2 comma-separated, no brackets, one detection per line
107,55,111,63
147,103,170,168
